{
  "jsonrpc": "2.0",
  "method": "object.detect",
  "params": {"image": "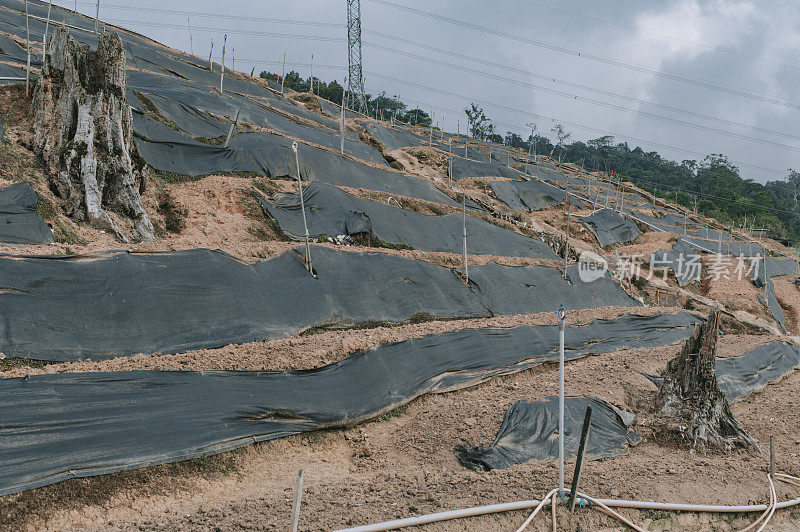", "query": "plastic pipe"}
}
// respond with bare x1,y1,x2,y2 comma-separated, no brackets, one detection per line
336,494,800,532
557,304,566,491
